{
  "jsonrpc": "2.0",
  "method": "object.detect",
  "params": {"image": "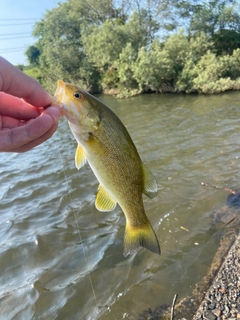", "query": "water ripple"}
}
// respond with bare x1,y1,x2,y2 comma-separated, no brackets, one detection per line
1,92,240,319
